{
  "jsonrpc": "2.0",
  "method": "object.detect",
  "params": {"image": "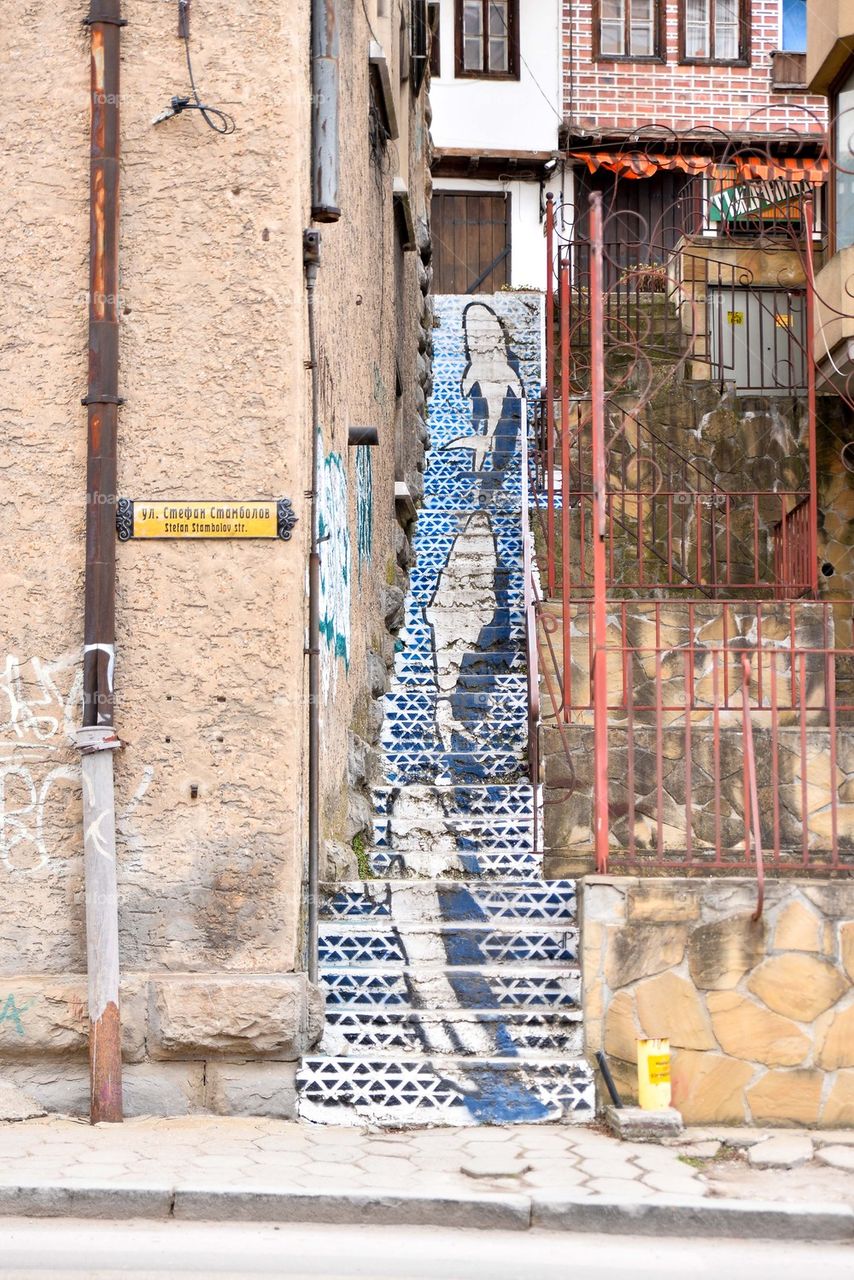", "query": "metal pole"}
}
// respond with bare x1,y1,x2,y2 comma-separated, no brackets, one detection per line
589,193,610,875
78,0,125,1124
311,0,341,223
559,258,571,721
304,231,322,984
545,195,556,595
803,198,819,597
